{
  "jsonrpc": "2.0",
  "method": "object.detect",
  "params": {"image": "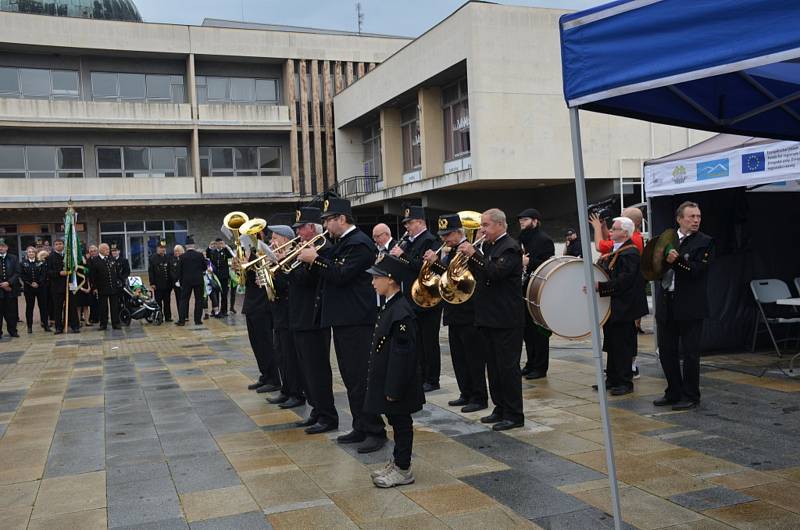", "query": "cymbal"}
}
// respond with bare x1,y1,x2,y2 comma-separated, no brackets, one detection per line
641,228,678,281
